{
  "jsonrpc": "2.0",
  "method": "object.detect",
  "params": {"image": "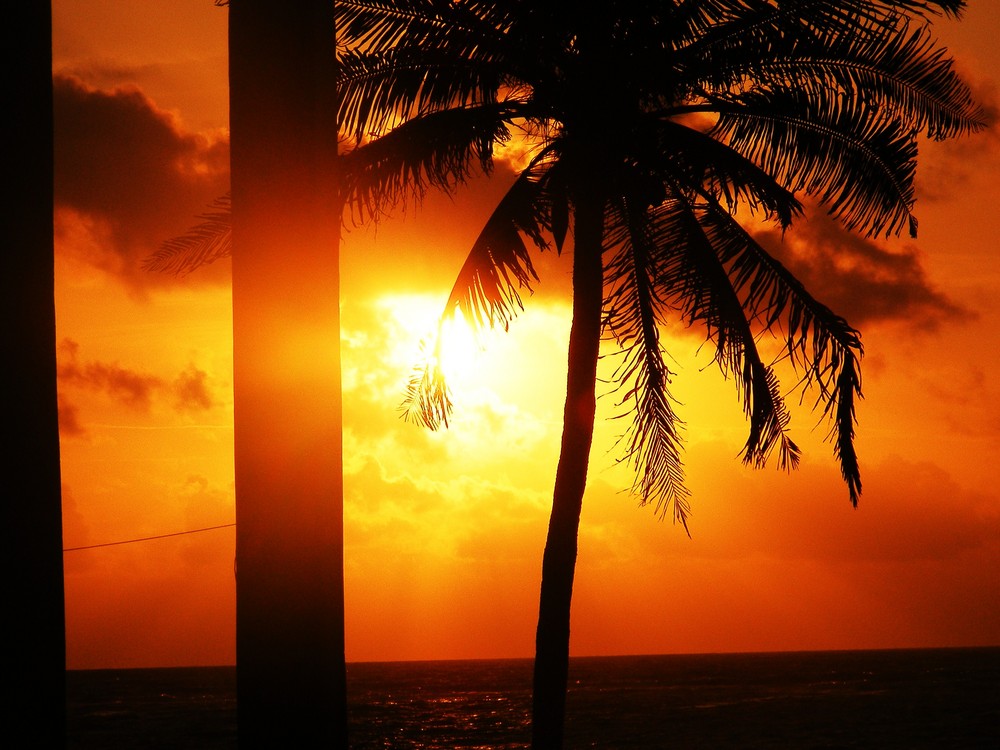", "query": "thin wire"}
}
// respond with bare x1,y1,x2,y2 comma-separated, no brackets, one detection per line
63,523,235,552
